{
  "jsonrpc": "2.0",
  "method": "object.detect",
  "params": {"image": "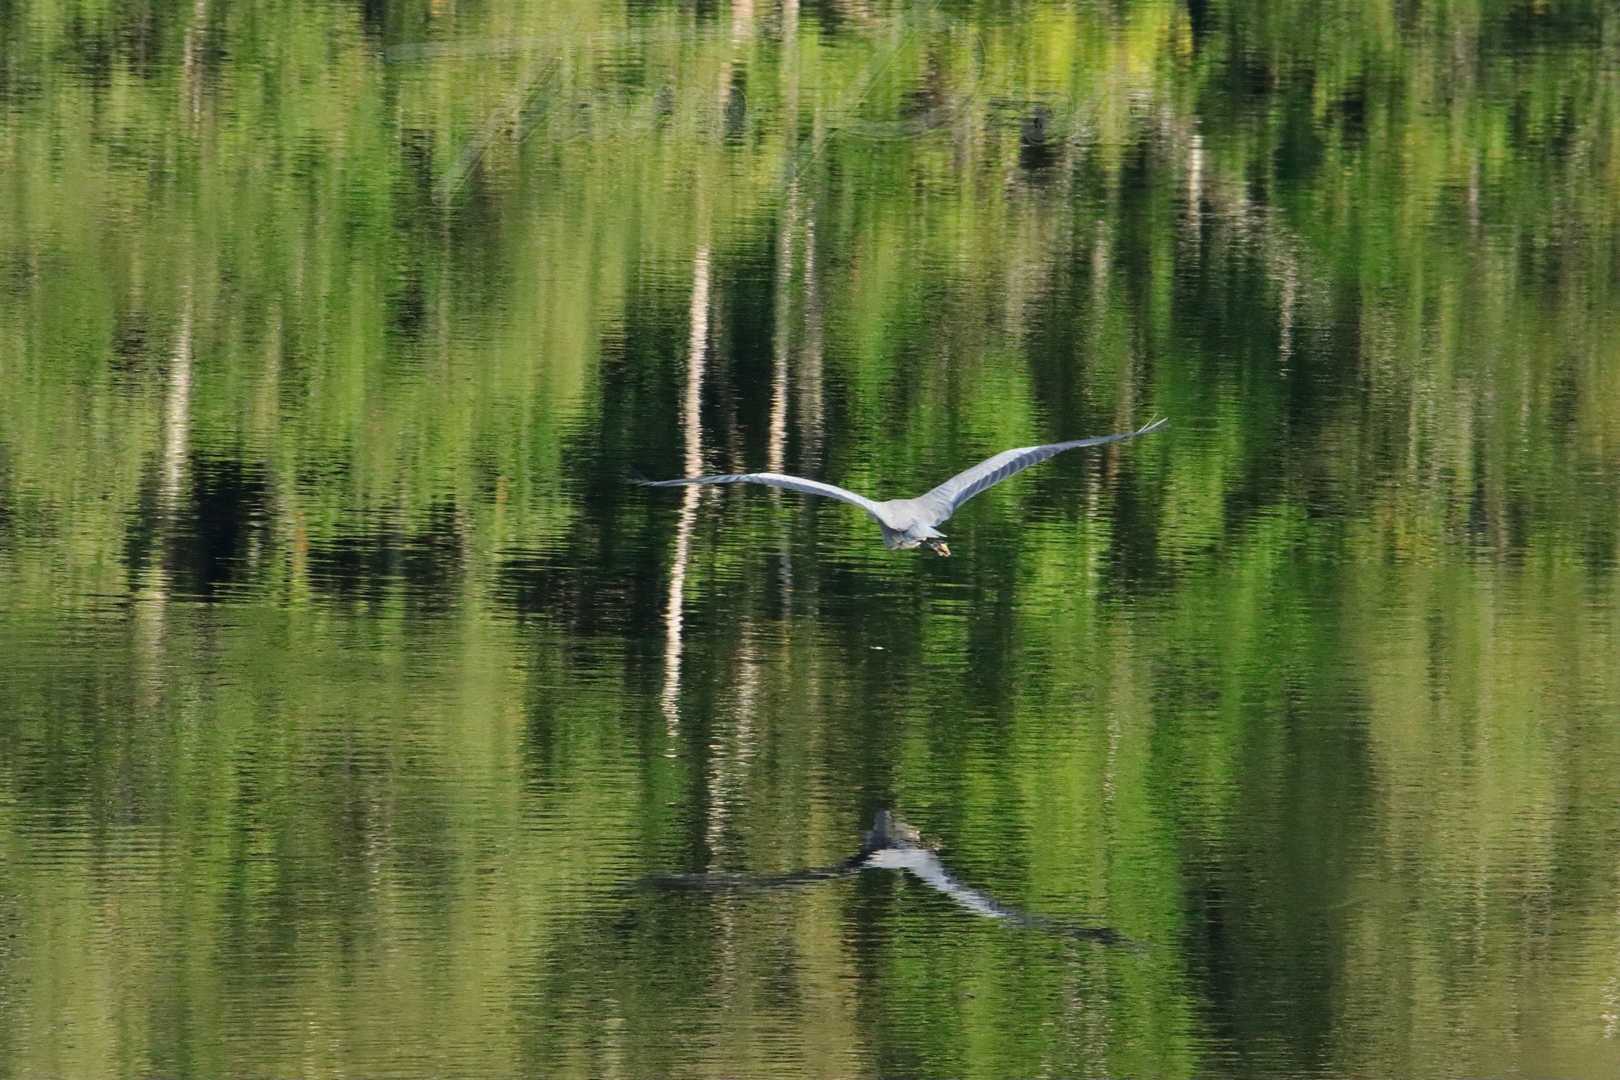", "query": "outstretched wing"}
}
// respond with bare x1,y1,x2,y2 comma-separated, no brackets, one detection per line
635,471,890,524
919,417,1167,520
